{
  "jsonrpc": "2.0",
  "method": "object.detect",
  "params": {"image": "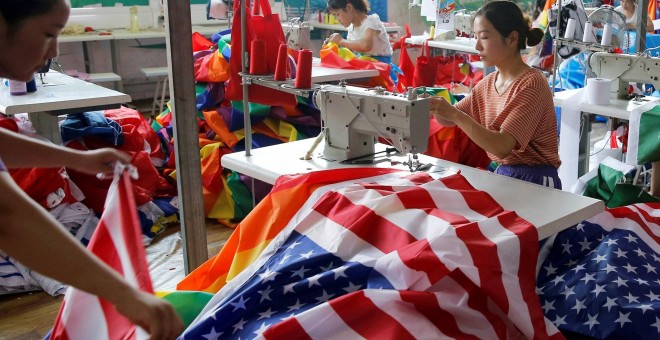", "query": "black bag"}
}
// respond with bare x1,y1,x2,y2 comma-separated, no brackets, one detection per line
549,0,589,59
